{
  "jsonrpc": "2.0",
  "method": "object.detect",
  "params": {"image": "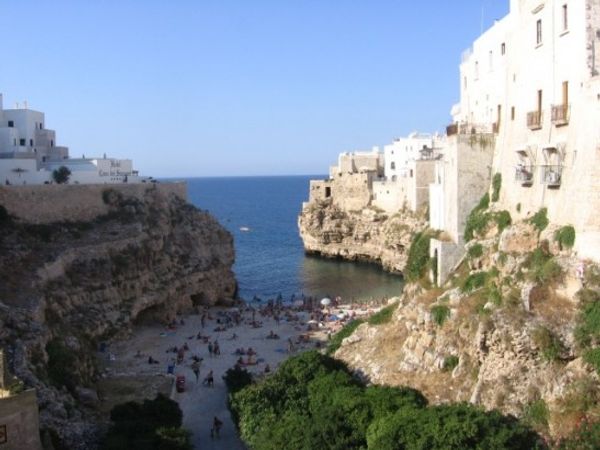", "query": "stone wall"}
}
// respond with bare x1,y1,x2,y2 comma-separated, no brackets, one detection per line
330,172,377,211
0,182,187,224
0,389,42,450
